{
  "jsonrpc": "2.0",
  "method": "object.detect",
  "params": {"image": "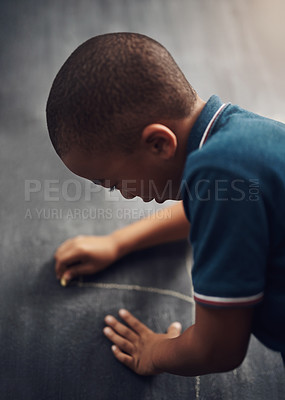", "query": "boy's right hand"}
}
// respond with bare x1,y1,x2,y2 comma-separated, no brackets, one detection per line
54,235,119,284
